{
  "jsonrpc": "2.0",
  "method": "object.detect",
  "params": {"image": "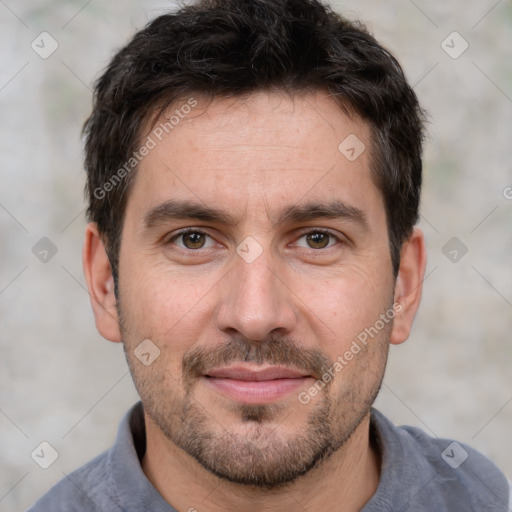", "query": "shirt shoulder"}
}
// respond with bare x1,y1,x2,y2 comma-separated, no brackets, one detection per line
403,423,507,508
364,409,510,512
26,403,176,512
27,449,121,512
